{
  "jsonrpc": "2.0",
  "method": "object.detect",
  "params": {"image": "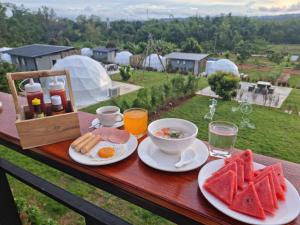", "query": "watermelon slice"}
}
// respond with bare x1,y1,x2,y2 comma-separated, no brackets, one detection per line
206,161,238,194
272,163,287,192
255,176,276,214
254,166,285,201
204,170,237,205
226,149,254,182
230,182,266,220
224,157,244,189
